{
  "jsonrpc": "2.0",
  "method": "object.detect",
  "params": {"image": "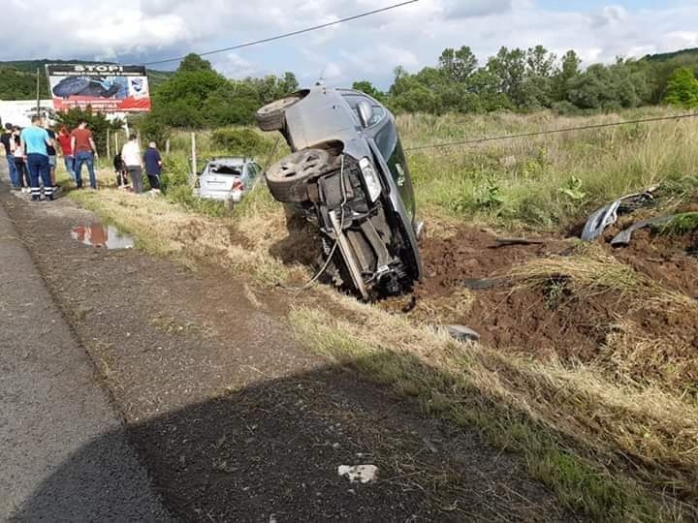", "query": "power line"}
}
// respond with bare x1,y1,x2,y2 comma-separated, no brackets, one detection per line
404,112,698,152
142,0,420,67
